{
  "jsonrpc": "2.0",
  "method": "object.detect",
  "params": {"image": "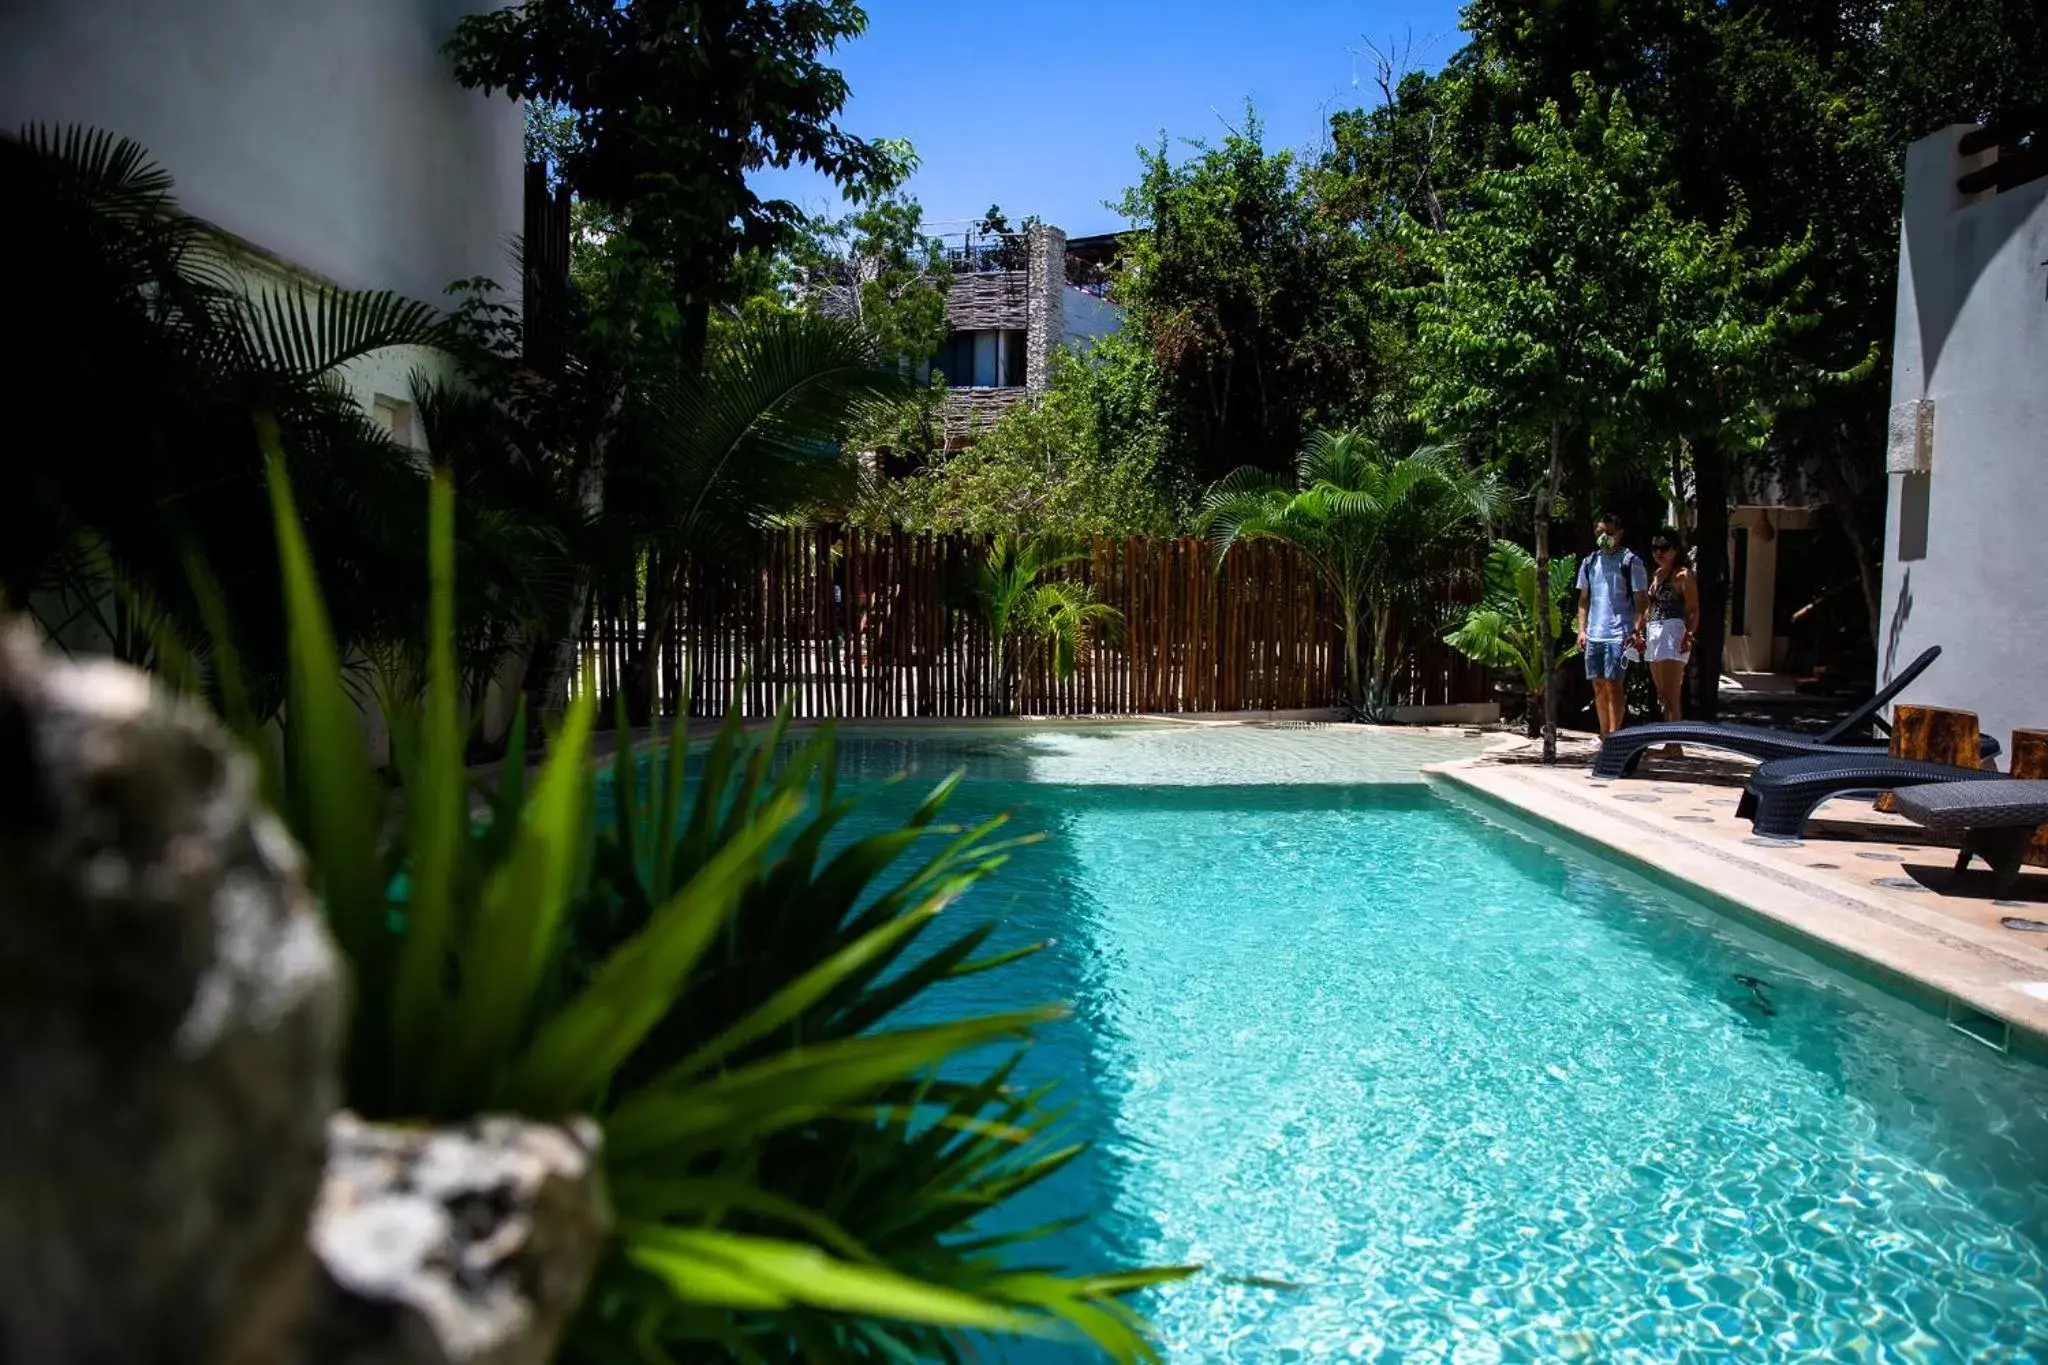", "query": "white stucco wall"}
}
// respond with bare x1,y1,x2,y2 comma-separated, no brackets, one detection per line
1879,126,2048,752
1061,287,1123,351
0,0,524,308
